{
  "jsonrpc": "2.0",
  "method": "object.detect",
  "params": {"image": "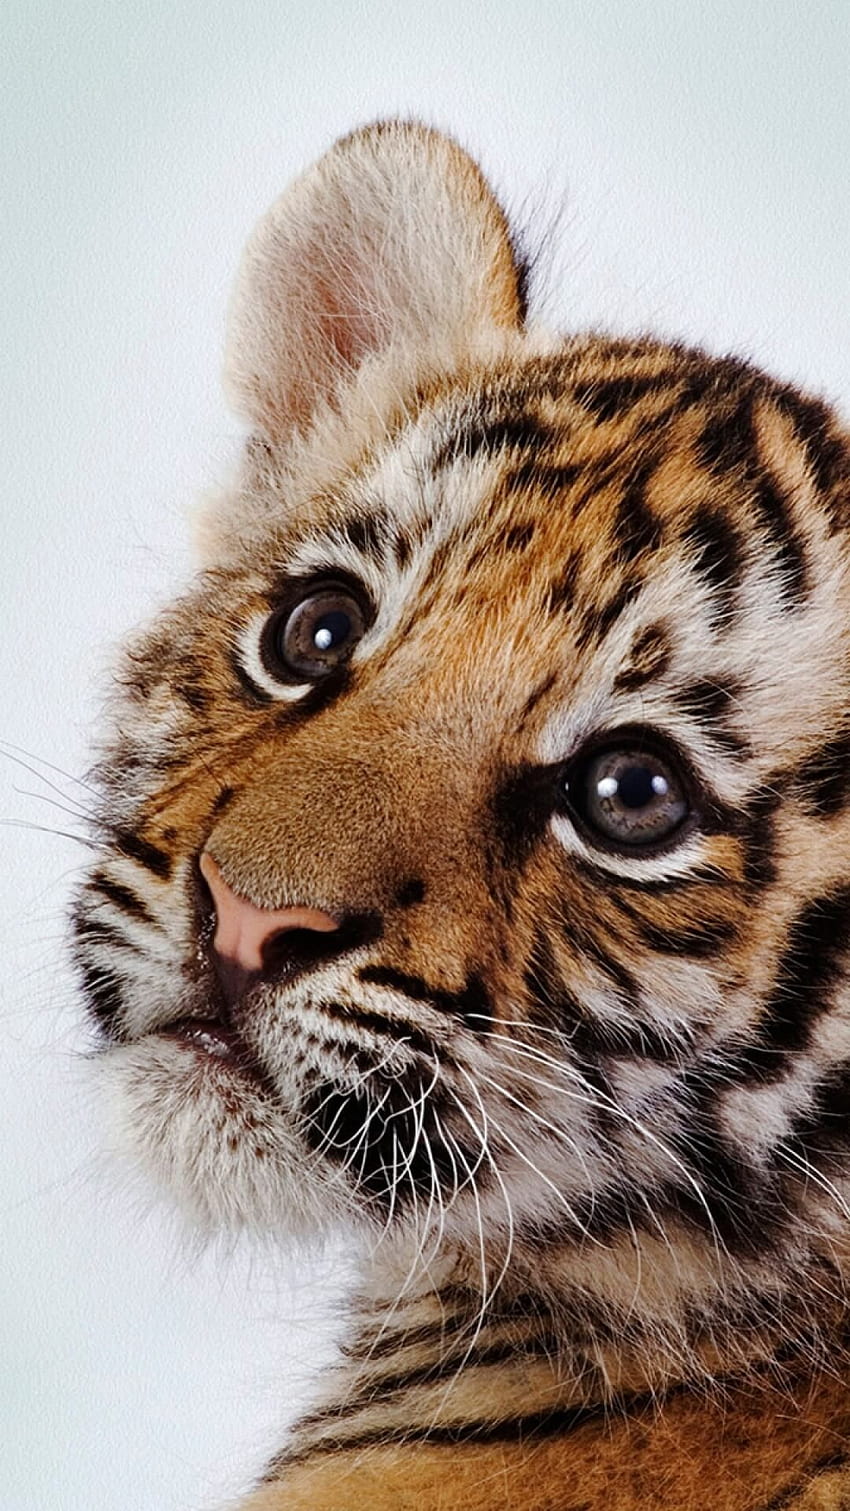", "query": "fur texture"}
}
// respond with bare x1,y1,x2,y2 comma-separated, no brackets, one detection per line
74,122,850,1507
